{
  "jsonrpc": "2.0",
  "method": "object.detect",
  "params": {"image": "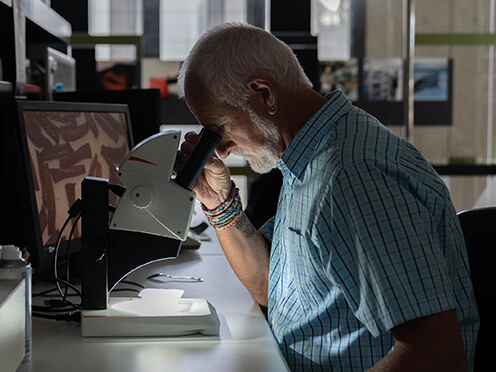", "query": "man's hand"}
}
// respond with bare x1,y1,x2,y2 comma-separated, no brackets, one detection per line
175,131,270,306
370,309,468,372
175,131,232,209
